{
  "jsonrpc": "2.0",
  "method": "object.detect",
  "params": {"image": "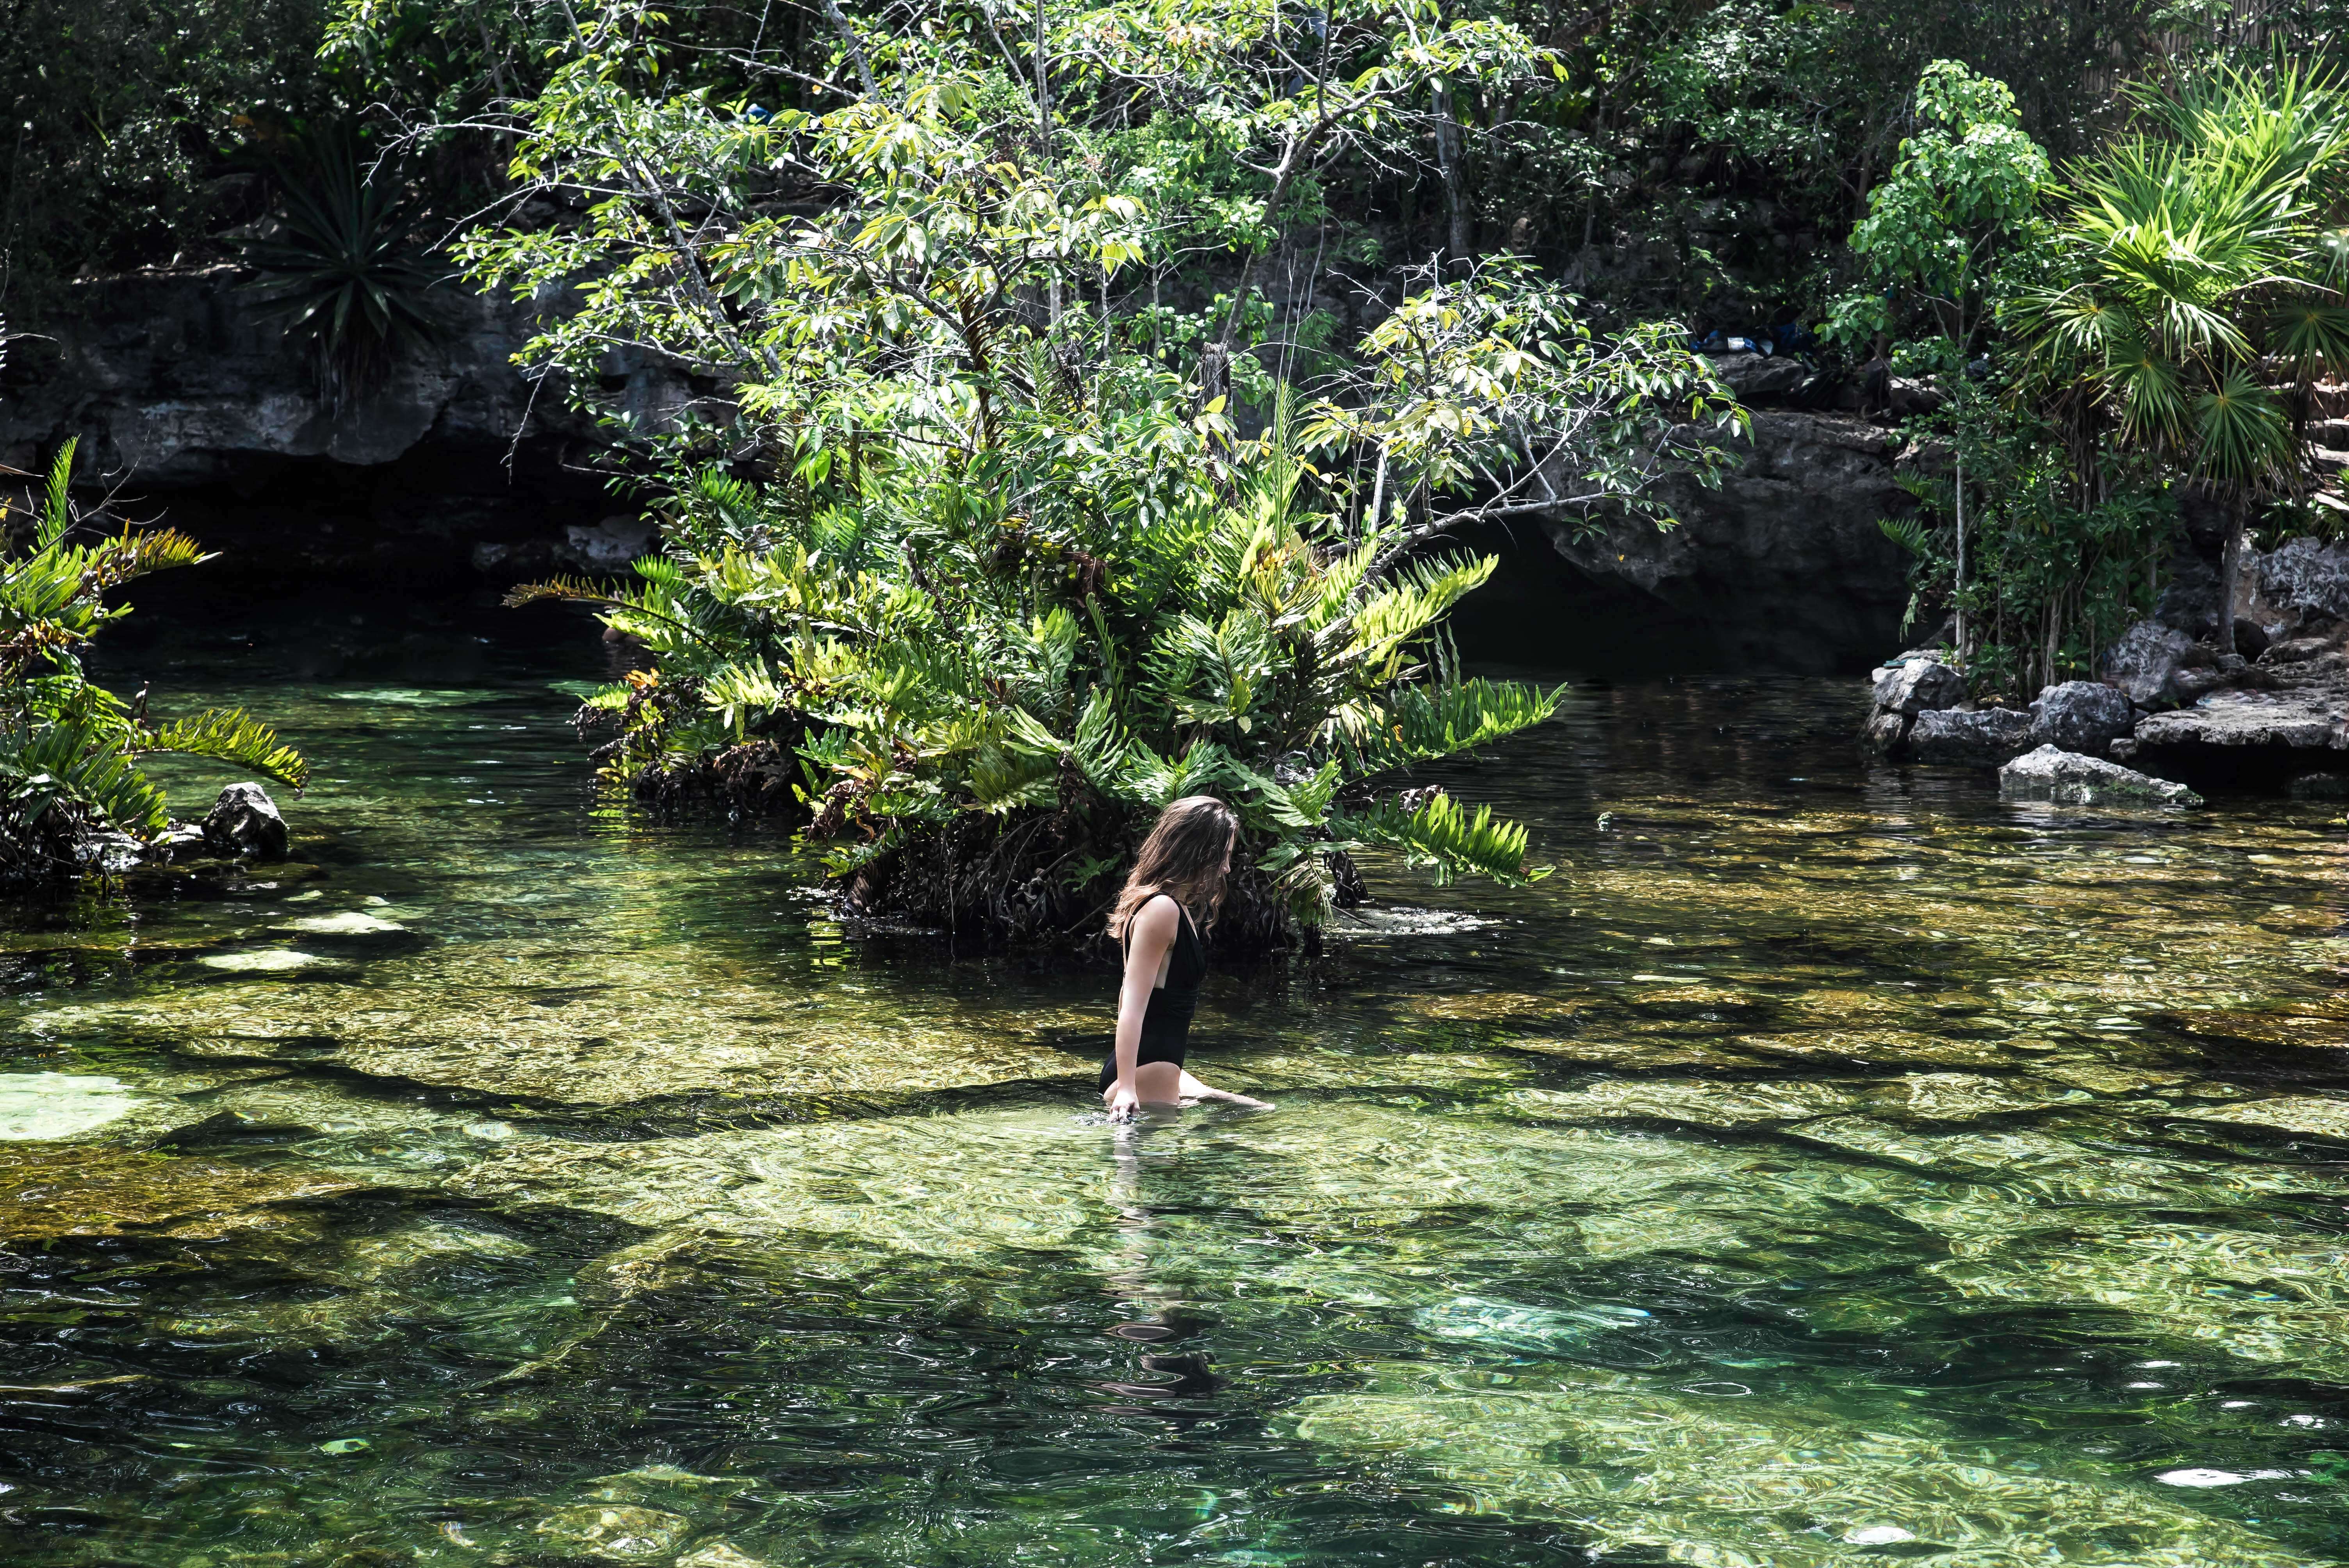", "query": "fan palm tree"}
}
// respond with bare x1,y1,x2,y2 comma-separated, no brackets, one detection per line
2008,63,2349,655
